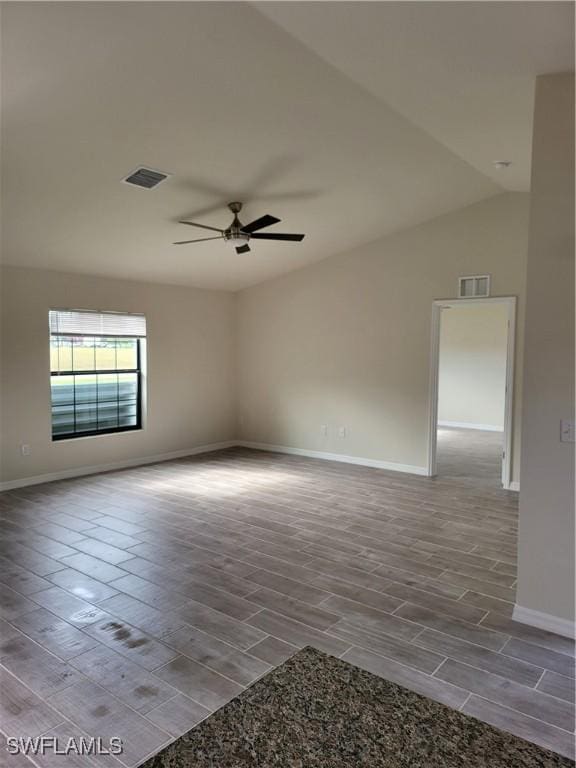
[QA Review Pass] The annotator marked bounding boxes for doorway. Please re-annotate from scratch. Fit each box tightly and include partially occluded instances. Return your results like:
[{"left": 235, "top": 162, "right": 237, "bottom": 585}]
[{"left": 427, "top": 297, "right": 516, "bottom": 489}]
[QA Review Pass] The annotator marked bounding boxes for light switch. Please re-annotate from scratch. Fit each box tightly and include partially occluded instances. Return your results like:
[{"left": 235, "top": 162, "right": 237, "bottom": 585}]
[{"left": 560, "top": 420, "right": 575, "bottom": 443}]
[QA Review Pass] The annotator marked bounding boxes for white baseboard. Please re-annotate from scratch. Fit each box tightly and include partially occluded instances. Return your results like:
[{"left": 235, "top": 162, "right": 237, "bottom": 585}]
[
  {"left": 4, "top": 435, "right": 500, "bottom": 491},
  {"left": 512, "top": 604, "right": 575, "bottom": 639},
  {"left": 237, "top": 441, "right": 428, "bottom": 476},
  {"left": 0, "top": 441, "right": 237, "bottom": 492},
  {"left": 438, "top": 421, "right": 504, "bottom": 432},
  {"left": 508, "top": 480, "right": 520, "bottom": 492}
]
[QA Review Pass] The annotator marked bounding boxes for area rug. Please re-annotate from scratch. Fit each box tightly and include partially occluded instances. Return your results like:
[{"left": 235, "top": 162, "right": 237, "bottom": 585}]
[{"left": 141, "top": 646, "right": 574, "bottom": 767}]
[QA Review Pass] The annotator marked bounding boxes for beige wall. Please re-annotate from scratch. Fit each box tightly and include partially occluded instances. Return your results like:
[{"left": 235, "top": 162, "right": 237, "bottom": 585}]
[
  {"left": 516, "top": 74, "right": 575, "bottom": 625},
  {"left": 0, "top": 266, "right": 236, "bottom": 484},
  {"left": 237, "top": 192, "right": 529, "bottom": 481},
  {"left": 1, "top": 194, "right": 530, "bottom": 490},
  {"left": 438, "top": 303, "right": 508, "bottom": 430}
]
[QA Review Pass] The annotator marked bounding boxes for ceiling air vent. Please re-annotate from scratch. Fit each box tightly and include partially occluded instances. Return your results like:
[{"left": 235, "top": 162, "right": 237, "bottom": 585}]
[{"left": 122, "top": 167, "right": 170, "bottom": 190}]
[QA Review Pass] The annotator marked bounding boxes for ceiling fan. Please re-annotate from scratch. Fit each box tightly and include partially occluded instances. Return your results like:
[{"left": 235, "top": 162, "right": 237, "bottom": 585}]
[{"left": 173, "top": 202, "right": 305, "bottom": 254}]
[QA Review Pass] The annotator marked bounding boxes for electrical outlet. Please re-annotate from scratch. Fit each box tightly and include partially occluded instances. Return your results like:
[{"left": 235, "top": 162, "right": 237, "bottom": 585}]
[
  {"left": 20, "top": 444, "right": 31, "bottom": 456},
  {"left": 338, "top": 426, "right": 346, "bottom": 438},
  {"left": 560, "top": 420, "right": 575, "bottom": 443},
  {"left": 320, "top": 425, "right": 328, "bottom": 437}
]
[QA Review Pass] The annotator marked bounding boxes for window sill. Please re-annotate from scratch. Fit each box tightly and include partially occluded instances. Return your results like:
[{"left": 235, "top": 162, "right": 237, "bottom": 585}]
[{"left": 52, "top": 427, "right": 144, "bottom": 443}]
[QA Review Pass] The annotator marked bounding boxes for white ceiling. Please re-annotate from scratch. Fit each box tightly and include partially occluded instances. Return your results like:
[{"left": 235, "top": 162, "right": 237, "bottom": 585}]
[
  {"left": 256, "top": 1, "right": 575, "bottom": 193},
  {"left": 1, "top": 2, "right": 573, "bottom": 291}
]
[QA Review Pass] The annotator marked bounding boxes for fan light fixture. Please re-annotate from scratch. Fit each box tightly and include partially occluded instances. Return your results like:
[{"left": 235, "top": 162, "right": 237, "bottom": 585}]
[
  {"left": 226, "top": 235, "right": 249, "bottom": 247},
  {"left": 174, "top": 202, "right": 305, "bottom": 254}
]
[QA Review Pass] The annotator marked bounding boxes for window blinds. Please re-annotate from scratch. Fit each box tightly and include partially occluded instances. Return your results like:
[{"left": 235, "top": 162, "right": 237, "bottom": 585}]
[{"left": 49, "top": 310, "right": 146, "bottom": 338}]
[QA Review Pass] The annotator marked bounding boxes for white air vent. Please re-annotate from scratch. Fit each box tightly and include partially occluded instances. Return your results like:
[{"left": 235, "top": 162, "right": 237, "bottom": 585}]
[
  {"left": 458, "top": 274, "right": 491, "bottom": 298},
  {"left": 122, "top": 167, "right": 170, "bottom": 189}
]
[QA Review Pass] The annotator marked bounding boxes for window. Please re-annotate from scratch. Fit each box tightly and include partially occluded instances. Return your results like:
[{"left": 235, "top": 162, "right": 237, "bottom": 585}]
[{"left": 49, "top": 310, "right": 146, "bottom": 441}]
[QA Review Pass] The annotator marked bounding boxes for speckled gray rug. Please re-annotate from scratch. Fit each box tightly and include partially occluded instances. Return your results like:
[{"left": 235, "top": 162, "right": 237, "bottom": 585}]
[{"left": 141, "top": 647, "right": 574, "bottom": 767}]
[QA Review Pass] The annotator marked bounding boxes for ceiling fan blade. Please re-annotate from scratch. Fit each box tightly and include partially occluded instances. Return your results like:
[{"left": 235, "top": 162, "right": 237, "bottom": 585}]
[
  {"left": 236, "top": 244, "right": 251, "bottom": 254},
  {"left": 178, "top": 220, "right": 224, "bottom": 233},
  {"left": 249, "top": 232, "right": 305, "bottom": 242},
  {"left": 173, "top": 236, "right": 223, "bottom": 245},
  {"left": 241, "top": 214, "right": 281, "bottom": 234}
]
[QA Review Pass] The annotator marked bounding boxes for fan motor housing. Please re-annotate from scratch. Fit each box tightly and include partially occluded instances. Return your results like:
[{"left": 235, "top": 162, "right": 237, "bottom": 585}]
[
  {"left": 225, "top": 204, "right": 249, "bottom": 243},
  {"left": 224, "top": 227, "right": 249, "bottom": 244}
]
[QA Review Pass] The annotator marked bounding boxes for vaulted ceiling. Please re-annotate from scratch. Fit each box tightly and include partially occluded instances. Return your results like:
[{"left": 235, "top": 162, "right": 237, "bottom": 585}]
[{"left": 1, "top": 2, "right": 573, "bottom": 290}]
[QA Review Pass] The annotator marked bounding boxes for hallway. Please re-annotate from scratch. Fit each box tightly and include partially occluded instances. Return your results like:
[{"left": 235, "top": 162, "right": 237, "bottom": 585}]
[{"left": 436, "top": 427, "right": 505, "bottom": 490}]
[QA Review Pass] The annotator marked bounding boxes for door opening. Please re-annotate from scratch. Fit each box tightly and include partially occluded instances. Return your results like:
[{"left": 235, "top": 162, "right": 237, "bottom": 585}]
[{"left": 427, "top": 297, "right": 516, "bottom": 489}]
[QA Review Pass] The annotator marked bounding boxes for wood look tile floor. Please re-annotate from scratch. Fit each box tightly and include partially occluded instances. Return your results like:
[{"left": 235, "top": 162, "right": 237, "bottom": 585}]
[{"left": 0, "top": 428, "right": 574, "bottom": 766}]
